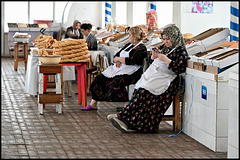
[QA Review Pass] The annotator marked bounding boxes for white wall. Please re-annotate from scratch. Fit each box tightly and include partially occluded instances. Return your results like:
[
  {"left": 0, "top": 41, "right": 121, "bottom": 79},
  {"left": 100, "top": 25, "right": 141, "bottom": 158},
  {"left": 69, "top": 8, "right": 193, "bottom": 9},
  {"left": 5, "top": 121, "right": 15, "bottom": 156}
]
[
  {"left": 173, "top": 1, "right": 231, "bottom": 35},
  {"left": 63, "top": 2, "right": 103, "bottom": 29}
]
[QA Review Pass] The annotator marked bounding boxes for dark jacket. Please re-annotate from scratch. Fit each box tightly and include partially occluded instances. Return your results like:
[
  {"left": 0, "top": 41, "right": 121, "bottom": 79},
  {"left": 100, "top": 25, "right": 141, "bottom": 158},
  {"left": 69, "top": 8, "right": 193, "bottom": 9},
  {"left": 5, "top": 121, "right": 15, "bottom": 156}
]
[{"left": 65, "top": 26, "right": 83, "bottom": 39}]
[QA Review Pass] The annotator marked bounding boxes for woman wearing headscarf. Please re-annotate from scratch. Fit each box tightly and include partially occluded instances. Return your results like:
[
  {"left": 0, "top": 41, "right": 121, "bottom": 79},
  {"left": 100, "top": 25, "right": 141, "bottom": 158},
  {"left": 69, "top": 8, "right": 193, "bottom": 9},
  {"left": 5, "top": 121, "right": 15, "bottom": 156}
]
[
  {"left": 108, "top": 24, "right": 190, "bottom": 133},
  {"left": 65, "top": 20, "right": 83, "bottom": 39},
  {"left": 63, "top": 20, "right": 83, "bottom": 97},
  {"left": 82, "top": 26, "right": 148, "bottom": 111}
]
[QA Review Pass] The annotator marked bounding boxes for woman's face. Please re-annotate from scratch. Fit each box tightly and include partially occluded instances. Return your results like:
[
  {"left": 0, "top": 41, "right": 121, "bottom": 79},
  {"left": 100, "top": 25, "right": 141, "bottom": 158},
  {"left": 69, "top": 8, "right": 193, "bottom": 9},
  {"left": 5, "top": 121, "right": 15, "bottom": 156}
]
[
  {"left": 129, "top": 33, "right": 136, "bottom": 44},
  {"left": 162, "top": 35, "right": 172, "bottom": 48},
  {"left": 75, "top": 23, "right": 81, "bottom": 30}
]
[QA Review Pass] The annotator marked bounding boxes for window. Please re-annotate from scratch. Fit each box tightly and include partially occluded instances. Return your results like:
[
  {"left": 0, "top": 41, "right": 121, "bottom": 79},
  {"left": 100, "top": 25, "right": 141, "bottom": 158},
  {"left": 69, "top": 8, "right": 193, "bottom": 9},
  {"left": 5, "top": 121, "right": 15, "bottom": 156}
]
[
  {"left": 133, "top": 2, "right": 147, "bottom": 26},
  {"left": 115, "top": 1, "right": 127, "bottom": 25},
  {"left": 54, "top": 2, "right": 69, "bottom": 23},
  {"left": 156, "top": 2, "right": 173, "bottom": 28},
  {"left": 4, "top": 1, "right": 28, "bottom": 32},
  {"left": 29, "top": 2, "right": 53, "bottom": 23}
]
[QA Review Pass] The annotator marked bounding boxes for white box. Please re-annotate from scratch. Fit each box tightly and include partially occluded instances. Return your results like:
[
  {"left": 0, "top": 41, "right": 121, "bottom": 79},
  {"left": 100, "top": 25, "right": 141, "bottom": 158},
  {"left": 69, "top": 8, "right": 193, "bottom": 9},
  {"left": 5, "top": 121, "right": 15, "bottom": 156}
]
[
  {"left": 186, "top": 41, "right": 206, "bottom": 55},
  {"left": 201, "top": 29, "right": 230, "bottom": 50},
  {"left": 182, "top": 66, "right": 236, "bottom": 152},
  {"left": 211, "top": 49, "right": 239, "bottom": 68},
  {"left": 185, "top": 28, "right": 230, "bottom": 55},
  {"left": 227, "top": 64, "right": 239, "bottom": 158}
]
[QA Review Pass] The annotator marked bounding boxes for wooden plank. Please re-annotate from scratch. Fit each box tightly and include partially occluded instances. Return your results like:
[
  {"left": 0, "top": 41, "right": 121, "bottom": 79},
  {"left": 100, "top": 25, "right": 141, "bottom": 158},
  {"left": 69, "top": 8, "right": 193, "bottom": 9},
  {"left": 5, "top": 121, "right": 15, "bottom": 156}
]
[
  {"left": 162, "top": 115, "right": 175, "bottom": 121},
  {"left": 39, "top": 65, "right": 62, "bottom": 74},
  {"left": 47, "top": 82, "right": 56, "bottom": 88},
  {"left": 39, "top": 94, "right": 63, "bottom": 103}
]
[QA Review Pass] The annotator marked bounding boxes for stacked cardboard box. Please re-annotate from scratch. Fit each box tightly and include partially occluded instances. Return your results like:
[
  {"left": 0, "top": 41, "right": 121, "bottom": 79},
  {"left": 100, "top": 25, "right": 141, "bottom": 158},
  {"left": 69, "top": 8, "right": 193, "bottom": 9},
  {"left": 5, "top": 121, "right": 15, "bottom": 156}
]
[{"left": 185, "top": 28, "right": 230, "bottom": 55}]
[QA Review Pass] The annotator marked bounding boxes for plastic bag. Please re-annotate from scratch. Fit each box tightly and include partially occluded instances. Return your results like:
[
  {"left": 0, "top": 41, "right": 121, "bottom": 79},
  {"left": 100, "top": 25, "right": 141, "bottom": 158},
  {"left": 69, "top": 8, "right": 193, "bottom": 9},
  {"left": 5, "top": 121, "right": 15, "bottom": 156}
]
[{"left": 146, "top": 9, "right": 158, "bottom": 31}]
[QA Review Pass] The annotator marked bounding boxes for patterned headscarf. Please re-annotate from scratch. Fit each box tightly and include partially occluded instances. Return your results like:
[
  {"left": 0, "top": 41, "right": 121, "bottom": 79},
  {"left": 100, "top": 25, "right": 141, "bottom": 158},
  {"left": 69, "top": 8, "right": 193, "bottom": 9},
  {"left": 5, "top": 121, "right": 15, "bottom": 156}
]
[
  {"left": 161, "top": 24, "right": 186, "bottom": 55},
  {"left": 73, "top": 20, "right": 81, "bottom": 30}
]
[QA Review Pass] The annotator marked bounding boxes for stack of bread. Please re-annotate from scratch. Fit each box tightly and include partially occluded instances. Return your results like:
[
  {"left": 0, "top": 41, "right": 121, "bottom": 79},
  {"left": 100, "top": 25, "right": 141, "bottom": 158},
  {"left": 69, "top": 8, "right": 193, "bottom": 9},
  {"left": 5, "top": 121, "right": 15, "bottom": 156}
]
[
  {"left": 33, "top": 35, "right": 57, "bottom": 49},
  {"left": 38, "top": 48, "right": 54, "bottom": 56},
  {"left": 52, "top": 39, "right": 90, "bottom": 63}
]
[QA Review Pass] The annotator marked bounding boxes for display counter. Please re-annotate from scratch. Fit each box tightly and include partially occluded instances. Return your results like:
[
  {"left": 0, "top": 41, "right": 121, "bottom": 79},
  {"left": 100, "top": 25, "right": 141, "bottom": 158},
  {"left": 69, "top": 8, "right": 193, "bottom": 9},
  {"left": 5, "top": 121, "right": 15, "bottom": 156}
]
[
  {"left": 227, "top": 64, "right": 239, "bottom": 158},
  {"left": 182, "top": 63, "right": 238, "bottom": 152}
]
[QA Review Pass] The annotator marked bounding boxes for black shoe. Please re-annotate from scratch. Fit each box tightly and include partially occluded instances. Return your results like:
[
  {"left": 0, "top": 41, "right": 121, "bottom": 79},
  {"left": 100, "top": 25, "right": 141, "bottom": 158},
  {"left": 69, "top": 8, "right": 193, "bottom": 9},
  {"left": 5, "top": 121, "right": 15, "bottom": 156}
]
[
  {"left": 111, "top": 117, "right": 127, "bottom": 132},
  {"left": 111, "top": 118, "right": 137, "bottom": 133}
]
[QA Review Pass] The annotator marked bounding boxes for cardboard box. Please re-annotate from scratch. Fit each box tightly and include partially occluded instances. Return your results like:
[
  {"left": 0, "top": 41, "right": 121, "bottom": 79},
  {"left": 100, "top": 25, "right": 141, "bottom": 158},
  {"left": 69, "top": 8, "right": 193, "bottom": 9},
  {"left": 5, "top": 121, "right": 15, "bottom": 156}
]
[
  {"left": 185, "top": 28, "right": 230, "bottom": 55},
  {"left": 186, "top": 41, "right": 206, "bottom": 55},
  {"left": 210, "top": 41, "right": 239, "bottom": 49},
  {"left": 211, "top": 49, "right": 239, "bottom": 68}
]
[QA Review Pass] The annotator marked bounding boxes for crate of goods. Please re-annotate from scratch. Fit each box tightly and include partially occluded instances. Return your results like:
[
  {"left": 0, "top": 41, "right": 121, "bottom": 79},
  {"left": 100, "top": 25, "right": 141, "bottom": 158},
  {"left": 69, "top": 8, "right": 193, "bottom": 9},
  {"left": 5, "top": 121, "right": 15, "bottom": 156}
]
[
  {"left": 18, "top": 23, "right": 29, "bottom": 31},
  {"left": 185, "top": 28, "right": 230, "bottom": 55},
  {"left": 109, "top": 33, "right": 129, "bottom": 48}
]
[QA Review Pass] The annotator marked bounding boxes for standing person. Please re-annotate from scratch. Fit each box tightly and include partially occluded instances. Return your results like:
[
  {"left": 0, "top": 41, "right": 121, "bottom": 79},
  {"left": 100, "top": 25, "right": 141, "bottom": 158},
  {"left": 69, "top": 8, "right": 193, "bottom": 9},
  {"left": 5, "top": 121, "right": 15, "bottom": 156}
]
[
  {"left": 81, "top": 26, "right": 148, "bottom": 111},
  {"left": 80, "top": 23, "right": 98, "bottom": 50},
  {"left": 65, "top": 20, "right": 83, "bottom": 39},
  {"left": 108, "top": 24, "right": 190, "bottom": 133},
  {"left": 63, "top": 20, "right": 83, "bottom": 96}
]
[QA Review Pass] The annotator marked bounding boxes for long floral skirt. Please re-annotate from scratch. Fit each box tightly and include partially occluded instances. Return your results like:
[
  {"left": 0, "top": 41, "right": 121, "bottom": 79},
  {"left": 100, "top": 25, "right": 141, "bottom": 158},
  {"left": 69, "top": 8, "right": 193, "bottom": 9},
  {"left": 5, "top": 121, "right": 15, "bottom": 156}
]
[
  {"left": 118, "top": 76, "right": 179, "bottom": 133},
  {"left": 90, "top": 68, "right": 143, "bottom": 102}
]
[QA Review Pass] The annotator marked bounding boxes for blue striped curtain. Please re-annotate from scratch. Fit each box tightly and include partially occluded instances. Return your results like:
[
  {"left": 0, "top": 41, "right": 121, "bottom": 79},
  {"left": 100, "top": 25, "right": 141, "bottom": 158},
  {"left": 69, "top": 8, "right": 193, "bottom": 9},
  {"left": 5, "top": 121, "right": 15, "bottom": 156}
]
[
  {"left": 105, "top": 2, "right": 112, "bottom": 27},
  {"left": 230, "top": 2, "right": 239, "bottom": 41}
]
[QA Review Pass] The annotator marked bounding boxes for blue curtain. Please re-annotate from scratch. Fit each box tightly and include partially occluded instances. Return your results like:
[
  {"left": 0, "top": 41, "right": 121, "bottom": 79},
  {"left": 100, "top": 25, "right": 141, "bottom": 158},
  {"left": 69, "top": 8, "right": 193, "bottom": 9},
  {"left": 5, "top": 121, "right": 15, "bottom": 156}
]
[{"left": 230, "top": 2, "right": 239, "bottom": 41}]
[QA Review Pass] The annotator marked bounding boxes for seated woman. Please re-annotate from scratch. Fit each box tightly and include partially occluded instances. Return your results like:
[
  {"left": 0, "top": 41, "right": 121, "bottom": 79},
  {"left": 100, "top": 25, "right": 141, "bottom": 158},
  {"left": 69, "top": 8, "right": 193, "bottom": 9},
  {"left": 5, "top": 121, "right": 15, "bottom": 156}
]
[
  {"left": 65, "top": 20, "right": 83, "bottom": 39},
  {"left": 81, "top": 26, "right": 148, "bottom": 111},
  {"left": 81, "top": 23, "right": 98, "bottom": 50},
  {"left": 108, "top": 24, "right": 190, "bottom": 133}
]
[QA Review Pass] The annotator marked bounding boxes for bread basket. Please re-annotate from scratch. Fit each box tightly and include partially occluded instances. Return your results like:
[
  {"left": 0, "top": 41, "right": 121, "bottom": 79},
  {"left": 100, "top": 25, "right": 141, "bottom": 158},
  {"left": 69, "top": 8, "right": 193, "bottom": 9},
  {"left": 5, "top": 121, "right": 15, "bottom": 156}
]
[{"left": 38, "top": 56, "right": 62, "bottom": 64}]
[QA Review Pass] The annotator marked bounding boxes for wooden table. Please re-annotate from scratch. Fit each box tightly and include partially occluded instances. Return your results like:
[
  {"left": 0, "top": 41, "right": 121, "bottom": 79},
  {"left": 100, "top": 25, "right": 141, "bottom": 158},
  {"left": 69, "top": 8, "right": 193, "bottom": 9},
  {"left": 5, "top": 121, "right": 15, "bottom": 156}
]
[{"left": 59, "top": 62, "right": 88, "bottom": 109}]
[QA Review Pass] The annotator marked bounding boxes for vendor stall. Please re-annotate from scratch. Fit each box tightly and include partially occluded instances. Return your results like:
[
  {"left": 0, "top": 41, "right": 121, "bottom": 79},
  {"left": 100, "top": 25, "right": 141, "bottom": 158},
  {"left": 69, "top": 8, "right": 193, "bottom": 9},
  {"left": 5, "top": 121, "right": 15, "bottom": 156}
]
[{"left": 182, "top": 42, "right": 239, "bottom": 152}]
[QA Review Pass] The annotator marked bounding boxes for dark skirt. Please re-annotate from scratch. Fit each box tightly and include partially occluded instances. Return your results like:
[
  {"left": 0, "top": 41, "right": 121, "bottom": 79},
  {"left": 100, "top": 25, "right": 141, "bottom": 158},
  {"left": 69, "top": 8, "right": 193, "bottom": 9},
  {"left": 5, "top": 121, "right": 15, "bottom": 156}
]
[
  {"left": 90, "top": 68, "right": 143, "bottom": 102},
  {"left": 118, "top": 76, "right": 179, "bottom": 133}
]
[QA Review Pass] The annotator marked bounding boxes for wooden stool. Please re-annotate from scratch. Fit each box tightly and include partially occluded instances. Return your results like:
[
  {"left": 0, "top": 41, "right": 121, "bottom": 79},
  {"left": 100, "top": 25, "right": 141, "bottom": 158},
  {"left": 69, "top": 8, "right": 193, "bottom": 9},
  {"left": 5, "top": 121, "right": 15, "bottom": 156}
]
[
  {"left": 162, "top": 93, "right": 180, "bottom": 132},
  {"left": 38, "top": 64, "right": 63, "bottom": 114},
  {"left": 14, "top": 42, "right": 28, "bottom": 71}
]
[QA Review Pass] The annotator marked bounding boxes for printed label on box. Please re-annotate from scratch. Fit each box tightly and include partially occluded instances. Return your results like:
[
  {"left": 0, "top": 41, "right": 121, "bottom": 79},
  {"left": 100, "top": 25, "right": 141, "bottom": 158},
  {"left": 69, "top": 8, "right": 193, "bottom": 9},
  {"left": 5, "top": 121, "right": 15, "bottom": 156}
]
[{"left": 201, "top": 85, "right": 207, "bottom": 100}]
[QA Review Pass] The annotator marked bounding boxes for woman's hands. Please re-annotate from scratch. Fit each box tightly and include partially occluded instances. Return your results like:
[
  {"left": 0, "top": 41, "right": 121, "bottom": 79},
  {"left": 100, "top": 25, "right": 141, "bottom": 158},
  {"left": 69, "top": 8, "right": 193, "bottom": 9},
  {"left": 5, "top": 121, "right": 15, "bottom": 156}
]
[
  {"left": 151, "top": 48, "right": 172, "bottom": 66},
  {"left": 115, "top": 61, "right": 122, "bottom": 68},
  {"left": 113, "top": 57, "right": 125, "bottom": 68}
]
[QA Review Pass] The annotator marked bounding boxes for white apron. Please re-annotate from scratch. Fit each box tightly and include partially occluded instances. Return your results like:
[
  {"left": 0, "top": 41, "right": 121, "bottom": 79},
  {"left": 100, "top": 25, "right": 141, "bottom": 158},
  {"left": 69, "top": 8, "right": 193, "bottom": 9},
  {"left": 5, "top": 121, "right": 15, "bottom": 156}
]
[
  {"left": 102, "top": 41, "right": 142, "bottom": 78},
  {"left": 134, "top": 48, "right": 177, "bottom": 95}
]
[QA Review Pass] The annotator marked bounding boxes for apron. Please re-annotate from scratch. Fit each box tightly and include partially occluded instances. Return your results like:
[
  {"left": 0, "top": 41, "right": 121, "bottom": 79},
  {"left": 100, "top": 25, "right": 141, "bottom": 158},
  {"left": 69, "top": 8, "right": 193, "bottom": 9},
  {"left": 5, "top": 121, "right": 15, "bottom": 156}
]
[
  {"left": 63, "top": 66, "right": 76, "bottom": 81},
  {"left": 134, "top": 48, "right": 177, "bottom": 95},
  {"left": 102, "top": 41, "right": 142, "bottom": 78}
]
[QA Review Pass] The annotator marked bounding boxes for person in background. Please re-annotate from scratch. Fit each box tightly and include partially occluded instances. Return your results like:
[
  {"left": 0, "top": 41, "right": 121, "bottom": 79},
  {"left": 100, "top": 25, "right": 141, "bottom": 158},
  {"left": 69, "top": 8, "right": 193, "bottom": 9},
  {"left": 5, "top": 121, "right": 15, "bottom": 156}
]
[
  {"left": 63, "top": 20, "right": 83, "bottom": 97},
  {"left": 80, "top": 23, "right": 98, "bottom": 50},
  {"left": 108, "top": 24, "right": 190, "bottom": 133},
  {"left": 65, "top": 20, "right": 83, "bottom": 39},
  {"left": 82, "top": 26, "right": 147, "bottom": 111}
]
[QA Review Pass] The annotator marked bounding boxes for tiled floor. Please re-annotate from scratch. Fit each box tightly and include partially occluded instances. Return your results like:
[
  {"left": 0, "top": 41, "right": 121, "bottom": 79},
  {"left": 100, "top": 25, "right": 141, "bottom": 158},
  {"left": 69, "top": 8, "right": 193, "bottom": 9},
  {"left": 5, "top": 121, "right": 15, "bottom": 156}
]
[{"left": 1, "top": 57, "right": 227, "bottom": 159}]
